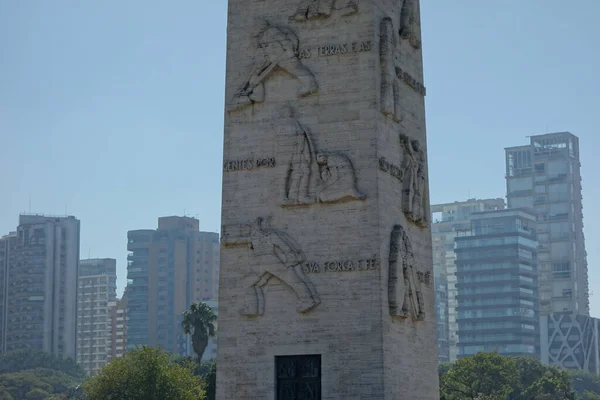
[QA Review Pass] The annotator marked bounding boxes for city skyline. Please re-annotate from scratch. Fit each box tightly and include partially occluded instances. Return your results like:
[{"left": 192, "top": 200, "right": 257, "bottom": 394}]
[{"left": 1, "top": 1, "right": 599, "bottom": 315}]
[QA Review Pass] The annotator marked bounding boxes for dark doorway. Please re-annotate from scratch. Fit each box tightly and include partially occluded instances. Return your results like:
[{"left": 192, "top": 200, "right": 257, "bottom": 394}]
[{"left": 276, "top": 354, "right": 321, "bottom": 400}]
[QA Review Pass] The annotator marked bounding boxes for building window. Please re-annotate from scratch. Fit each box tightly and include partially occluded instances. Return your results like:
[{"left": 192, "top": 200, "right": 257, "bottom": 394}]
[{"left": 276, "top": 355, "right": 321, "bottom": 400}]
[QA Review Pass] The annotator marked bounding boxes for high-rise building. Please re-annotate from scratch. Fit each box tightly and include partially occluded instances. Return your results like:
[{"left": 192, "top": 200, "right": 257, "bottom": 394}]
[
  {"left": 76, "top": 258, "right": 117, "bottom": 375},
  {"left": 433, "top": 266, "right": 449, "bottom": 363},
  {"left": 540, "top": 313, "right": 599, "bottom": 376},
  {"left": 455, "top": 208, "right": 539, "bottom": 359},
  {"left": 126, "top": 217, "right": 219, "bottom": 355},
  {"left": 1, "top": 215, "right": 80, "bottom": 359},
  {"left": 431, "top": 198, "right": 505, "bottom": 362},
  {"left": 505, "top": 132, "right": 588, "bottom": 315},
  {"left": 0, "top": 232, "right": 17, "bottom": 354},
  {"left": 108, "top": 292, "right": 127, "bottom": 362}
]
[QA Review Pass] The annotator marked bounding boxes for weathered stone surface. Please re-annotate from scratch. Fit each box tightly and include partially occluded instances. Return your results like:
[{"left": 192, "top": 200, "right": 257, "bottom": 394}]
[{"left": 218, "top": 0, "right": 438, "bottom": 398}]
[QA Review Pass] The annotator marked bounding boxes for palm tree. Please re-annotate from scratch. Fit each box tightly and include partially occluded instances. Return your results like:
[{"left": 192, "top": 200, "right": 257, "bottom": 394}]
[{"left": 181, "top": 302, "right": 217, "bottom": 366}]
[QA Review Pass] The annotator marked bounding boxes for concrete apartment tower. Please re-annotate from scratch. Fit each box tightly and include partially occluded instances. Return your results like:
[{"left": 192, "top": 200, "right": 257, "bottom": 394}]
[
  {"left": 0, "top": 215, "right": 80, "bottom": 359},
  {"left": 431, "top": 198, "right": 505, "bottom": 362},
  {"left": 0, "top": 232, "right": 17, "bottom": 354},
  {"left": 107, "top": 292, "right": 128, "bottom": 362},
  {"left": 505, "top": 132, "right": 588, "bottom": 316},
  {"left": 77, "top": 258, "right": 117, "bottom": 375},
  {"left": 126, "top": 217, "right": 220, "bottom": 355},
  {"left": 218, "top": 1, "right": 438, "bottom": 398},
  {"left": 455, "top": 209, "right": 539, "bottom": 359}
]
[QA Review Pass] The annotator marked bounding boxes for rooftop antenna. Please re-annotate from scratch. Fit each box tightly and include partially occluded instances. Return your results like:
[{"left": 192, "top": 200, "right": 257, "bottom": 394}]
[{"left": 28, "top": 195, "right": 31, "bottom": 213}]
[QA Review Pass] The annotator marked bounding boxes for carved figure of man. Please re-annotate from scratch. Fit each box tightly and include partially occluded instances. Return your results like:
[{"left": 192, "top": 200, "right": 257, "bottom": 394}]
[
  {"left": 282, "top": 118, "right": 317, "bottom": 206},
  {"left": 316, "top": 153, "right": 366, "bottom": 203},
  {"left": 240, "top": 218, "right": 320, "bottom": 316},
  {"left": 400, "top": 134, "right": 427, "bottom": 227},
  {"left": 292, "top": 0, "right": 358, "bottom": 22},
  {"left": 379, "top": 17, "right": 401, "bottom": 121},
  {"left": 228, "top": 22, "right": 318, "bottom": 111},
  {"left": 388, "top": 225, "right": 424, "bottom": 320},
  {"left": 399, "top": 0, "right": 415, "bottom": 39}
]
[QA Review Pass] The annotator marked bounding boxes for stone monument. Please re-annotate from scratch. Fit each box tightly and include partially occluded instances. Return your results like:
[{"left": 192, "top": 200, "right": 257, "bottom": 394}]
[{"left": 217, "top": 0, "right": 438, "bottom": 398}]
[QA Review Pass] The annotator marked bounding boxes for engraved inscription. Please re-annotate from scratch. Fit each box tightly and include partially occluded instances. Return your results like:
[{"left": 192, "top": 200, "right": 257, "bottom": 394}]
[
  {"left": 302, "top": 258, "right": 379, "bottom": 273},
  {"left": 221, "top": 217, "right": 320, "bottom": 316},
  {"left": 298, "top": 41, "right": 372, "bottom": 59},
  {"left": 378, "top": 157, "right": 403, "bottom": 181},
  {"left": 228, "top": 22, "right": 318, "bottom": 111},
  {"left": 223, "top": 157, "right": 276, "bottom": 172},
  {"left": 395, "top": 67, "right": 426, "bottom": 96}
]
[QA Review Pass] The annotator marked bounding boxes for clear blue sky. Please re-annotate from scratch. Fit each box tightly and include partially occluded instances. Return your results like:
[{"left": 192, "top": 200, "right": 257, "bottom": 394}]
[{"left": 1, "top": 1, "right": 598, "bottom": 315}]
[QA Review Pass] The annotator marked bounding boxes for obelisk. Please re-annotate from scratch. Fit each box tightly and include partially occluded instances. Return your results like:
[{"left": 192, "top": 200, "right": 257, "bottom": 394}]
[{"left": 217, "top": 0, "right": 438, "bottom": 398}]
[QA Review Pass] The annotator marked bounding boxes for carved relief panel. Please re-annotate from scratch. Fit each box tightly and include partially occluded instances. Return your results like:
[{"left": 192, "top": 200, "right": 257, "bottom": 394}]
[
  {"left": 278, "top": 112, "right": 366, "bottom": 207},
  {"left": 222, "top": 217, "right": 320, "bottom": 317},
  {"left": 379, "top": 4, "right": 425, "bottom": 122},
  {"left": 379, "top": 134, "right": 428, "bottom": 227},
  {"left": 228, "top": 21, "right": 318, "bottom": 112},
  {"left": 388, "top": 224, "right": 429, "bottom": 321}
]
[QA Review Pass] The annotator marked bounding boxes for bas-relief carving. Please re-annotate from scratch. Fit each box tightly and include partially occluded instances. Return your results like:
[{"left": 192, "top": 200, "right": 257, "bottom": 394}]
[
  {"left": 228, "top": 22, "right": 318, "bottom": 112},
  {"left": 388, "top": 224, "right": 425, "bottom": 321},
  {"left": 281, "top": 116, "right": 366, "bottom": 206},
  {"left": 399, "top": 134, "right": 428, "bottom": 227},
  {"left": 291, "top": 0, "right": 358, "bottom": 22},
  {"left": 379, "top": 135, "right": 428, "bottom": 227},
  {"left": 379, "top": 16, "right": 426, "bottom": 122},
  {"left": 399, "top": 0, "right": 421, "bottom": 50},
  {"left": 222, "top": 217, "right": 320, "bottom": 316},
  {"left": 380, "top": 17, "right": 402, "bottom": 122}
]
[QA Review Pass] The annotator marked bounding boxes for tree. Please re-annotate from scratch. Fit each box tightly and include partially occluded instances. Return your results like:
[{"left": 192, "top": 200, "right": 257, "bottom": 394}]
[
  {"left": 0, "top": 368, "right": 79, "bottom": 400},
  {"left": 570, "top": 370, "right": 600, "bottom": 399},
  {"left": 199, "top": 361, "right": 216, "bottom": 400},
  {"left": 182, "top": 302, "right": 217, "bottom": 365},
  {"left": 83, "top": 346, "right": 204, "bottom": 400},
  {"left": 441, "top": 352, "right": 519, "bottom": 400},
  {"left": 582, "top": 391, "right": 600, "bottom": 400},
  {"left": 0, "top": 350, "right": 85, "bottom": 379},
  {"left": 0, "top": 386, "right": 15, "bottom": 400},
  {"left": 440, "top": 353, "right": 575, "bottom": 400},
  {"left": 518, "top": 367, "right": 574, "bottom": 400}
]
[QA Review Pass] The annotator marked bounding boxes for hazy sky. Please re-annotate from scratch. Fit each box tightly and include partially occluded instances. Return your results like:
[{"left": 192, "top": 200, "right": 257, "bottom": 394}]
[{"left": 1, "top": 1, "right": 598, "bottom": 314}]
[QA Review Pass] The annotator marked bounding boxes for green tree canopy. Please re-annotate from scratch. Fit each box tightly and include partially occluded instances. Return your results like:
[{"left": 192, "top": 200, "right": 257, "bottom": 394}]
[
  {"left": 182, "top": 302, "right": 217, "bottom": 365},
  {"left": 441, "top": 352, "right": 519, "bottom": 400},
  {"left": 200, "top": 360, "right": 216, "bottom": 400},
  {"left": 570, "top": 370, "right": 600, "bottom": 399},
  {"left": 0, "top": 350, "right": 85, "bottom": 379},
  {"left": 440, "top": 352, "right": 575, "bottom": 400},
  {"left": 83, "top": 346, "right": 205, "bottom": 400},
  {"left": 0, "top": 368, "right": 79, "bottom": 400}
]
